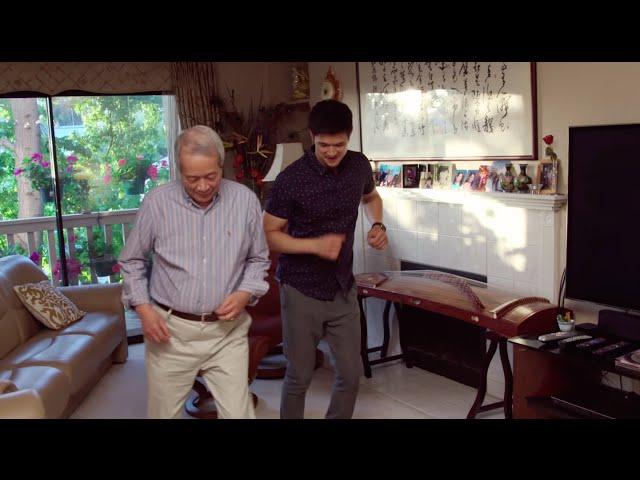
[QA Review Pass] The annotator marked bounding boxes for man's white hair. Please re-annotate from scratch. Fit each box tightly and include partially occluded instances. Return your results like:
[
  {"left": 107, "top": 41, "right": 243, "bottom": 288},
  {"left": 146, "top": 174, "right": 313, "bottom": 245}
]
[{"left": 175, "top": 125, "right": 226, "bottom": 168}]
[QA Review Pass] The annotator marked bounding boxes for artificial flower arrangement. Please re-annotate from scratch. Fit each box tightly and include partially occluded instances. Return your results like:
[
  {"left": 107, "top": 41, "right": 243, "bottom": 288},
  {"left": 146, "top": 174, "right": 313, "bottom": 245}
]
[
  {"left": 543, "top": 134, "right": 558, "bottom": 160},
  {"left": 214, "top": 88, "right": 298, "bottom": 194}
]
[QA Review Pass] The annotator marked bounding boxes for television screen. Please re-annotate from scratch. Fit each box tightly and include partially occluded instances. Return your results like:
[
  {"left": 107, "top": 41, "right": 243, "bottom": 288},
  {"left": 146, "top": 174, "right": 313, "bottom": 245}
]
[{"left": 566, "top": 124, "right": 640, "bottom": 311}]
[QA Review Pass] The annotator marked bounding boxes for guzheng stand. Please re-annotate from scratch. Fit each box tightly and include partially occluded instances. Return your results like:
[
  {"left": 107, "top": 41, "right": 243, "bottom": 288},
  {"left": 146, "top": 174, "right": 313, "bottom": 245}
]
[{"left": 356, "top": 271, "right": 560, "bottom": 419}]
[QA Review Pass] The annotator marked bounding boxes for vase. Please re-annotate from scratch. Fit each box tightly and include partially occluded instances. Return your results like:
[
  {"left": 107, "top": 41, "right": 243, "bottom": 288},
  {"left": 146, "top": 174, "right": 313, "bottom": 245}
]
[
  {"left": 516, "top": 164, "right": 532, "bottom": 193},
  {"left": 125, "top": 177, "right": 146, "bottom": 195},
  {"left": 500, "top": 163, "right": 515, "bottom": 192}
]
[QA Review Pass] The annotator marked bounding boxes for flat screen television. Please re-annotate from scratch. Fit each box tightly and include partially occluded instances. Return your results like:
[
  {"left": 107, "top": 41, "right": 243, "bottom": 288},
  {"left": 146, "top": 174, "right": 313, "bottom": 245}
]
[{"left": 566, "top": 123, "right": 640, "bottom": 311}]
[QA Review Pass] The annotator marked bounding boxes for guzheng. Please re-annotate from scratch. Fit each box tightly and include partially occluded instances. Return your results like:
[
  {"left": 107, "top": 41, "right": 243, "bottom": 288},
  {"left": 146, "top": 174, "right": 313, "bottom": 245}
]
[{"left": 355, "top": 270, "right": 559, "bottom": 338}]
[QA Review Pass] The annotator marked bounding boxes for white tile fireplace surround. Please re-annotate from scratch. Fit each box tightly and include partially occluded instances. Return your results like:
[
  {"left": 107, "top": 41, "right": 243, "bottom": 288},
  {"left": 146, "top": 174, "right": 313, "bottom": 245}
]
[
  {"left": 355, "top": 187, "right": 567, "bottom": 399},
  {"left": 362, "top": 187, "right": 567, "bottom": 302}
]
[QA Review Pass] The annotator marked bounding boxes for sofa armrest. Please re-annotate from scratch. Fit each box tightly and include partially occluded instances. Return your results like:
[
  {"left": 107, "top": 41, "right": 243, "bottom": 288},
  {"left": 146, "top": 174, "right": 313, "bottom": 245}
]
[
  {"left": 59, "top": 283, "right": 124, "bottom": 315},
  {"left": 0, "top": 381, "right": 46, "bottom": 419}
]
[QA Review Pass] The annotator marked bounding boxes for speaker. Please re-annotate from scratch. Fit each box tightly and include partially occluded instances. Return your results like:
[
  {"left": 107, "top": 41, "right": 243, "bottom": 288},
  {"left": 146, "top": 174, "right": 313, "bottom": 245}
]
[{"left": 598, "top": 309, "right": 640, "bottom": 342}]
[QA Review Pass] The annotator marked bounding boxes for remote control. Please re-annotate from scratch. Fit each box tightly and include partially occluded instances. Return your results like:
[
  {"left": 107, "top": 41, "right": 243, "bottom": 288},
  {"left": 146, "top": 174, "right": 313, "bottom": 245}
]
[
  {"left": 538, "top": 331, "right": 579, "bottom": 342},
  {"left": 575, "top": 337, "right": 608, "bottom": 351},
  {"left": 592, "top": 341, "right": 631, "bottom": 356},
  {"left": 558, "top": 335, "right": 593, "bottom": 347}
]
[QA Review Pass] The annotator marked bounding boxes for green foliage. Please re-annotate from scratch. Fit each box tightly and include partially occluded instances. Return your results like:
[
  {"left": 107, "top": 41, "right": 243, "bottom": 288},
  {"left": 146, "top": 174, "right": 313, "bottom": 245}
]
[{"left": 0, "top": 95, "right": 170, "bottom": 283}]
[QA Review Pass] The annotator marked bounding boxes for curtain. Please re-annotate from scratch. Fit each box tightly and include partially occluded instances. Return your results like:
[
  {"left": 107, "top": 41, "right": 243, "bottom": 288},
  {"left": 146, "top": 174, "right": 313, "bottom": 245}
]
[
  {"left": 162, "top": 95, "right": 181, "bottom": 179},
  {"left": 171, "top": 62, "right": 220, "bottom": 130},
  {"left": 0, "top": 63, "right": 172, "bottom": 95}
]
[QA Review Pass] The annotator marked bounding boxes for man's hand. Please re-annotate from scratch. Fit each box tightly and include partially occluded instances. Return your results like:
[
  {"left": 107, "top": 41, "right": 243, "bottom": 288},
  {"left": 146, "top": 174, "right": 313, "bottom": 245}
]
[
  {"left": 367, "top": 225, "right": 388, "bottom": 250},
  {"left": 215, "top": 291, "right": 252, "bottom": 321},
  {"left": 315, "top": 233, "right": 346, "bottom": 261},
  {"left": 136, "top": 304, "right": 170, "bottom": 343}
]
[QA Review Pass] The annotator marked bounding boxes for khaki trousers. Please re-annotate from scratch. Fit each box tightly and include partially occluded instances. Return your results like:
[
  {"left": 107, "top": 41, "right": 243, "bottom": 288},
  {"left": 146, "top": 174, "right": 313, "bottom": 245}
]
[{"left": 145, "top": 305, "right": 255, "bottom": 419}]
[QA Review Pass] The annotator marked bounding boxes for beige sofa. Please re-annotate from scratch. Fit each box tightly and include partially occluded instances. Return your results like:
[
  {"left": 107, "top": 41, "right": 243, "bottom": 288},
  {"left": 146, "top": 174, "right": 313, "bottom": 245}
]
[{"left": 0, "top": 255, "right": 128, "bottom": 418}]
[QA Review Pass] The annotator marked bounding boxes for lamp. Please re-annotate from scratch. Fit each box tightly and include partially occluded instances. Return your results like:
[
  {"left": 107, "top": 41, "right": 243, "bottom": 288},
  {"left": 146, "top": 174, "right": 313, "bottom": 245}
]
[{"left": 263, "top": 143, "right": 304, "bottom": 182}]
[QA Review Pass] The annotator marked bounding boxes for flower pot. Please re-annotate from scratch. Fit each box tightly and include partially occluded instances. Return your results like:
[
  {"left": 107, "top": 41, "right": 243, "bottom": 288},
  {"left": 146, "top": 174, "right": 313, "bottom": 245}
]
[
  {"left": 557, "top": 318, "right": 575, "bottom": 332},
  {"left": 91, "top": 255, "right": 117, "bottom": 277},
  {"left": 40, "top": 186, "right": 55, "bottom": 203},
  {"left": 125, "top": 177, "right": 146, "bottom": 195}
]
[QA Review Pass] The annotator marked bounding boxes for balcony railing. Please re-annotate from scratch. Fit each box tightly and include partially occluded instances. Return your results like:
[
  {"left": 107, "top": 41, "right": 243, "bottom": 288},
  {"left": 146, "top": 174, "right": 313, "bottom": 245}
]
[{"left": 0, "top": 209, "right": 138, "bottom": 285}]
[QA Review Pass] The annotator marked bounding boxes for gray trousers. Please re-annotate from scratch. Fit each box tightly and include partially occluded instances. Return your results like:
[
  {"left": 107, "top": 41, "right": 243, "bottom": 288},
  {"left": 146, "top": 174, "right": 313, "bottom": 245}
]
[{"left": 280, "top": 284, "right": 362, "bottom": 419}]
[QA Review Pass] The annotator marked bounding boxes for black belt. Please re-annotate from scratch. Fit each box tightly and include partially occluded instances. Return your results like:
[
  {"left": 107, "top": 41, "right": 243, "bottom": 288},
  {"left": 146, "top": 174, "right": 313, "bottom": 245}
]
[{"left": 153, "top": 300, "right": 219, "bottom": 322}]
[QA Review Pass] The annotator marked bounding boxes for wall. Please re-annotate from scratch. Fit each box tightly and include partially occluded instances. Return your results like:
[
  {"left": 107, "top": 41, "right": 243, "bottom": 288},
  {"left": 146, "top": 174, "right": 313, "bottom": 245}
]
[
  {"left": 306, "top": 61, "right": 640, "bottom": 399},
  {"left": 308, "top": 61, "right": 640, "bottom": 323},
  {"left": 215, "top": 62, "right": 308, "bottom": 180},
  {"left": 537, "top": 62, "right": 640, "bottom": 323}
]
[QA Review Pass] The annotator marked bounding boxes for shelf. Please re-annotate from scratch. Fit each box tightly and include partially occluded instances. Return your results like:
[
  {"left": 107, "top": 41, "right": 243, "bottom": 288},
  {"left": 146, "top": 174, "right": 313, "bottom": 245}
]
[
  {"left": 376, "top": 186, "right": 567, "bottom": 212},
  {"left": 527, "top": 385, "right": 640, "bottom": 419}
]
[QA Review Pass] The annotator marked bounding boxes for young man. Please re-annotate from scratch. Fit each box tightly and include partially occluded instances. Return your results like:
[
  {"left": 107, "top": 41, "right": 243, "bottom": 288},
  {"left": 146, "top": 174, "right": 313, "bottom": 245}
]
[
  {"left": 119, "top": 125, "right": 270, "bottom": 419},
  {"left": 264, "top": 100, "right": 388, "bottom": 419}
]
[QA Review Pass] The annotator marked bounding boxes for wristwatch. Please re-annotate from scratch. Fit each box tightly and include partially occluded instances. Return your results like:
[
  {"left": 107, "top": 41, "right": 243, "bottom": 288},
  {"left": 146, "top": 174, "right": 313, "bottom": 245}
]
[{"left": 371, "top": 222, "right": 386, "bottom": 232}]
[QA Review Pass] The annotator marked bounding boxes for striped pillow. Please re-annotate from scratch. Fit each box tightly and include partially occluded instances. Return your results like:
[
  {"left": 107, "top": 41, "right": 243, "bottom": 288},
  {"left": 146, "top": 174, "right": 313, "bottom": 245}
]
[{"left": 13, "top": 281, "right": 86, "bottom": 329}]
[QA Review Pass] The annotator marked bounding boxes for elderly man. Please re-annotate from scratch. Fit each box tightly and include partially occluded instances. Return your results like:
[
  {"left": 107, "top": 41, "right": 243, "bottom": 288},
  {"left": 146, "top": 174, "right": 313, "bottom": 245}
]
[{"left": 119, "top": 125, "right": 270, "bottom": 419}]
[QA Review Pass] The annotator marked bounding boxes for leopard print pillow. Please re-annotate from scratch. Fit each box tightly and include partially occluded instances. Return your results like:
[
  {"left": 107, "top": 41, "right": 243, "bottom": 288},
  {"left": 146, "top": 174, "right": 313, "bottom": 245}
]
[{"left": 13, "top": 281, "right": 86, "bottom": 329}]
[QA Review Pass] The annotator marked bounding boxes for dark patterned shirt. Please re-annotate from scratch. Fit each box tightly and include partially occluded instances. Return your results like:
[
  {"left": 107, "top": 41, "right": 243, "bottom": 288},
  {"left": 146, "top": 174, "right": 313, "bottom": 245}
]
[{"left": 265, "top": 149, "right": 374, "bottom": 301}]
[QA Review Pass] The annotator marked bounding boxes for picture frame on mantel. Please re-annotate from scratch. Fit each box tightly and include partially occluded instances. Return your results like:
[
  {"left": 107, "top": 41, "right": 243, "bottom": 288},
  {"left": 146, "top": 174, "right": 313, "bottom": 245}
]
[
  {"left": 356, "top": 62, "right": 538, "bottom": 162},
  {"left": 536, "top": 159, "right": 558, "bottom": 194}
]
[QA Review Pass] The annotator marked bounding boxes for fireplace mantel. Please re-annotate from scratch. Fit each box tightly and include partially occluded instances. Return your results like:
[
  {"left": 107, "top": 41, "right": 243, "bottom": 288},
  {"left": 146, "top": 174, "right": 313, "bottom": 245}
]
[{"left": 376, "top": 187, "right": 567, "bottom": 212}]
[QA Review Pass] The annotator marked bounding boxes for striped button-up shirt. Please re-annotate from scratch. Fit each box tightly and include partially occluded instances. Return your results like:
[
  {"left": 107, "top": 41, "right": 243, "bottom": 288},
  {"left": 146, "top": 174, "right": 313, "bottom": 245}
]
[{"left": 119, "top": 179, "right": 270, "bottom": 314}]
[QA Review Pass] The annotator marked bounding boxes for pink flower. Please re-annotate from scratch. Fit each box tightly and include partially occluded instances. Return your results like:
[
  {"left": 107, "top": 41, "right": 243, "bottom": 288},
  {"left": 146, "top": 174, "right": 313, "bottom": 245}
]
[
  {"left": 31, "top": 152, "right": 43, "bottom": 161},
  {"left": 67, "top": 155, "right": 78, "bottom": 164},
  {"left": 147, "top": 165, "right": 158, "bottom": 180},
  {"left": 118, "top": 158, "right": 126, "bottom": 167},
  {"left": 41, "top": 161, "right": 50, "bottom": 168},
  {"left": 52, "top": 258, "right": 82, "bottom": 281},
  {"left": 66, "top": 165, "right": 73, "bottom": 173},
  {"left": 160, "top": 159, "right": 169, "bottom": 169},
  {"left": 13, "top": 168, "right": 24, "bottom": 176},
  {"left": 111, "top": 263, "right": 121, "bottom": 274},
  {"left": 103, "top": 174, "right": 112, "bottom": 185},
  {"left": 29, "top": 251, "right": 41, "bottom": 265}
]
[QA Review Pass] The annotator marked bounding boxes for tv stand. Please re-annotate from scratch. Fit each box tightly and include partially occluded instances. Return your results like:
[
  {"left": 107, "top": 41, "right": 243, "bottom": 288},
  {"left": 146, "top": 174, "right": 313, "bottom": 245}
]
[{"left": 510, "top": 335, "right": 640, "bottom": 419}]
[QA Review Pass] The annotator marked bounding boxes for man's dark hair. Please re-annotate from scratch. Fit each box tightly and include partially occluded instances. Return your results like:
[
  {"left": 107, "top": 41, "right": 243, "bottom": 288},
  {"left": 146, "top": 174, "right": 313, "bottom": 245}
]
[{"left": 308, "top": 100, "right": 353, "bottom": 136}]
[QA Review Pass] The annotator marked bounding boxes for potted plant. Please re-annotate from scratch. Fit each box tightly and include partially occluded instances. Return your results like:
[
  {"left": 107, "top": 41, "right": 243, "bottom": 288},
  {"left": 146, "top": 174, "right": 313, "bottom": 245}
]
[
  {"left": 88, "top": 236, "right": 118, "bottom": 277},
  {"left": 15, "top": 152, "right": 54, "bottom": 201},
  {"left": 115, "top": 155, "right": 157, "bottom": 194}
]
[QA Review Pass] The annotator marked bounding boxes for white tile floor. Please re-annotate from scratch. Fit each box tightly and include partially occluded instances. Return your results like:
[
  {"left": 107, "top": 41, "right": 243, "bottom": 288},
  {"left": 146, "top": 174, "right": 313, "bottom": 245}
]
[{"left": 71, "top": 343, "right": 505, "bottom": 419}]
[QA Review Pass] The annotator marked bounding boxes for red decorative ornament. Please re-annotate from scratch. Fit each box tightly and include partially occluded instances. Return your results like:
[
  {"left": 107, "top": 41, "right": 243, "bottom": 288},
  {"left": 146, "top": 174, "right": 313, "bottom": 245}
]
[{"left": 543, "top": 135, "right": 554, "bottom": 145}]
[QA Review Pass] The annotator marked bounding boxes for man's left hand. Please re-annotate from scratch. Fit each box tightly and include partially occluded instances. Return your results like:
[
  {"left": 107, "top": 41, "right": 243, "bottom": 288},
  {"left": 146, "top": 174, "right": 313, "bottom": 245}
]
[
  {"left": 367, "top": 225, "right": 388, "bottom": 250},
  {"left": 215, "top": 291, "right": 252, "bottom": 321}
]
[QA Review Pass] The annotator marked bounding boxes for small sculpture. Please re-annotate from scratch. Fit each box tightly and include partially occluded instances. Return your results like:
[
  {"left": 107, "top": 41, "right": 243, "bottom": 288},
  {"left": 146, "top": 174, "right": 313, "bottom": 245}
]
[
  {"left": 321, "top": 66, "right": 343, "bottom": 101},
  {"left": 291, "top": 66, "right": 309, "bottom": 101}
]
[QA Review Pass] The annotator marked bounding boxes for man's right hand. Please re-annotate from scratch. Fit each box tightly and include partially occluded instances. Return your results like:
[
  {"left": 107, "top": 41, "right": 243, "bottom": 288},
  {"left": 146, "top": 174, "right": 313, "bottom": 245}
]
[
  {"left": 135, "top": 304, "right": 170, "bottom": 343},
  {"left": 315, "top": 233, "right": 346, "bottom": 261}
]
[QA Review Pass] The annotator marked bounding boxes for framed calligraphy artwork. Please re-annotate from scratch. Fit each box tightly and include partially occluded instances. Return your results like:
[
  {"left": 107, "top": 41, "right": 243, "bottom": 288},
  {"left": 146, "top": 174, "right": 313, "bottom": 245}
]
[{"left": 357, "top": 62, "right": 537, "bottom": 161}]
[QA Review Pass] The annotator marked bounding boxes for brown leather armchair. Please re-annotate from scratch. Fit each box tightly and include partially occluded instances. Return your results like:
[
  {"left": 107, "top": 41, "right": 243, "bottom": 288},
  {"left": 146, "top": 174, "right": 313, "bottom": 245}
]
[{"left": 246, "top": 252, "right": 323, "bottom": 379}]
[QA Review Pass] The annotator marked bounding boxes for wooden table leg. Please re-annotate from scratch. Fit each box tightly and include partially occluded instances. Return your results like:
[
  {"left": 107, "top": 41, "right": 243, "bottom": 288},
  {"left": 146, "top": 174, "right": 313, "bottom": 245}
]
[
  {"left": 381, "top": 300, "right": 392, "bottom": 358},
  {"left": 467, "top": 337, "right": 498, "bottom": 419},
  {"left": 358, "top": 295, "right": 372, "bottom": 378},
  {"left": 499, "top": 338, "right": 513, "bottom": 419}
]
